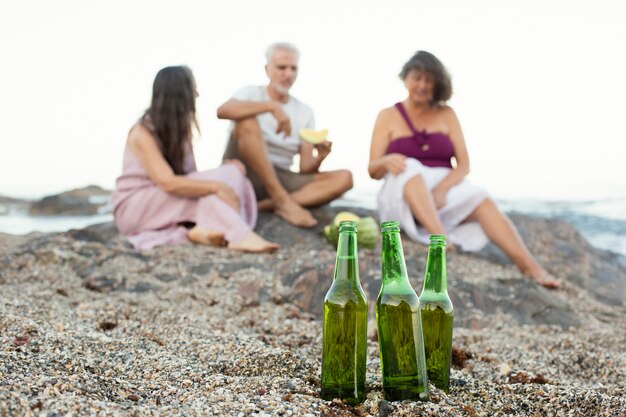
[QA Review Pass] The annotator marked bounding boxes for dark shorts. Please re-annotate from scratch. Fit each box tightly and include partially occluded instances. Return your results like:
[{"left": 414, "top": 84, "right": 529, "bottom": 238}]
[{"left": 223, "top": 134, "right": 315, "bottom": 200}]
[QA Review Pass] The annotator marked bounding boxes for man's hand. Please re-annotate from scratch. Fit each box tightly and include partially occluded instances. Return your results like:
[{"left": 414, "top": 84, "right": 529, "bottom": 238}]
[
  {"left": 271, "top": 104, "right": 291, "bottom": 137},
  {"left": 383, "top": 153, "right": 407, "bottom": 176},
  {"left": 314, "top": 140, "right": 332, "bottom": 161}
]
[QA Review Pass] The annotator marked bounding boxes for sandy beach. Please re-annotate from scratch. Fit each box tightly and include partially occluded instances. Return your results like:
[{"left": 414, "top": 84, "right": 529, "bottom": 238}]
[{"left": 1, "top": 204, "right": 625, "bottom": 416}]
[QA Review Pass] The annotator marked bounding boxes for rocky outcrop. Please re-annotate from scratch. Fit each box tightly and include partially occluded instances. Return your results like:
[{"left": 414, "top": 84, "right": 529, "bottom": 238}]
[
  {"left": 27, "top": 185, "right": 112, "bottom": 216},
  {"left": 1, "top": 207, "right": 625, "bottom": 416},
  {"left": 0, "top": 195, "right": 29, "bottom": 215},
  {"left": 2, "top": 206, "right": 624, "bottom": 329}
]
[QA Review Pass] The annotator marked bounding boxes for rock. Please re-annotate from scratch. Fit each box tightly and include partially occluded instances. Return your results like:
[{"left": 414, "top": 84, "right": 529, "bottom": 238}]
[
  {"left": 239, "top": 282, "right": 261, "bottom": 307},
  {"left": 85, "top": 275, "right": 126, "bottom": 293},
  {"left": 286, "top": 268, "right": 321, "bottom": 311},
  {"left": 0, "top": 195, "right": 29, "bottom": 215},
  {"left": 378, "top": 399, "right": 392, "bottom": 417},
  {"left": 452, "top": 345, "right": 473, "bottom": 369},
  {"left": 499, "top": 363, "right": 512, "bottom": 375},
  {"left": 127, "top": 394, "right": 140, "bottom": 402},
  {"left": 97, "top": 321, "right": 118, "bottom": 331},
  {"left": 28, "top": 185, "right": 111, "bottom": 216},
  {"left": 2, "top": 206, "right": 625, "bottom": 331}
]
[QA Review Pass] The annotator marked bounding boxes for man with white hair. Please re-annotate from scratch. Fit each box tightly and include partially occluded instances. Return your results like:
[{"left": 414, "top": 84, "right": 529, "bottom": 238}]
[{"left": 218, "top": 42, "right": 353, "bottom": 228}]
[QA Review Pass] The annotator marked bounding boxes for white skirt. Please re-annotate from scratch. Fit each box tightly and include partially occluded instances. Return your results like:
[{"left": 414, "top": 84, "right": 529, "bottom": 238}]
[{"left": 377, "top": 158, "right": 489, "bottom": 252}]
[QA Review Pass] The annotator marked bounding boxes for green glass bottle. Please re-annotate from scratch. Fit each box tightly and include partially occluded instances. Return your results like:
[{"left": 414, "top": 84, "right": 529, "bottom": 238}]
[
  {"left": 321, "top": 220, "right": 368, "bottom": 405},
  {"left": 376, "top": 221, "right": 429, "bottom": 402},
  {"left": 419, "top": 234, "right": 454, "bottom": 392}
]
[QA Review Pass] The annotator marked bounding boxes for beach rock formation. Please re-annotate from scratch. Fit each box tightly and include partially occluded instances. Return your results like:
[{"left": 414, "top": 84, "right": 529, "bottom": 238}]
[
  {"left": 28, "top": 185, "right": 112, "bottom": 216},
  {"left": 1, "top": 207, "right": 625, "bottom": 416},
  {"left": 0, "top": 195, "right": 30, "bottom": 216}
]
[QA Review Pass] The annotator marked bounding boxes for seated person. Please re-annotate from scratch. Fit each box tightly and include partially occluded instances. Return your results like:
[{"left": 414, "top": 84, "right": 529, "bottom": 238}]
[
  {"left": 368, "top": 51, "right": 560, "bottom": 288},
  {"left": 217, "top": 42, "right": 353, "bottom": 228},
  {"left": 112, "top": 66, "right": 279, "bottom": 253}
]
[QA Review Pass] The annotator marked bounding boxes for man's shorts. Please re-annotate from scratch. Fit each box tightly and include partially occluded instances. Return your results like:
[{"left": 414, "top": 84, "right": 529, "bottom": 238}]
[{"left": 223, "top": 135, "right": 315, "bottom": 201}]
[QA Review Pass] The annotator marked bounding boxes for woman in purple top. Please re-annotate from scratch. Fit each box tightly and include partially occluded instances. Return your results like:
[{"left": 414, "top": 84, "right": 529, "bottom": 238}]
[
  {"left": 368, "top": 51, "right": 559, "bottom": 288},
  {"left": 112, "top": 66, "right": 279, "bottom": 253}
]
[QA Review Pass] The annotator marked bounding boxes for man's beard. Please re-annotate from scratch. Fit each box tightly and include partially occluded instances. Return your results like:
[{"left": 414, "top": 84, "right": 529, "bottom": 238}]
[{"left": 272, "top": 82, "right": 291, "bottom": 96}]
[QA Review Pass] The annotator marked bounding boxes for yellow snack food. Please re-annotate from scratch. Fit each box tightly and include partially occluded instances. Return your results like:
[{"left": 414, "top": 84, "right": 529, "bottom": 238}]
[
  {"left": 298, "top": 129, "right": 329, "bottom": 145},
  {"left": 333, "top": 211, "right": 361, "bottom": 226}
]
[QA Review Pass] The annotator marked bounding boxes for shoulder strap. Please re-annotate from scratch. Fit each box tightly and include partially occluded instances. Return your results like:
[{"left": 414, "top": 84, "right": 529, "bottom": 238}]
[{"left": 394, "top": 102, "right": 418, "bottom": 134}]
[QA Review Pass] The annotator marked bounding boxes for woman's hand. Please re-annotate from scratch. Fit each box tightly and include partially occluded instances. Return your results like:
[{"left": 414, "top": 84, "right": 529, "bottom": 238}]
[
  {"left": 432, "top": 184, "right": 448, "bottom": 209},
  {"left": 224, "top": 159, "right": 246, "bottom": 176},
  {"left": 383, "top": 153, "right": 407, "bottom": 176},
  {"left": 214, "top": 183, "right": 240, "bottom": 212}
]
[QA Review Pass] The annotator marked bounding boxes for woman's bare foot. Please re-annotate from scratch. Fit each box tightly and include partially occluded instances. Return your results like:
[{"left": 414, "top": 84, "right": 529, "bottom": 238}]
[
  {"left": 187, "top": 228, "right": 226, "bottom": 246},
  {"left": 228, "top": 231, "right": 280, "bottom": 253},
  {"left": 524, "top": 267, "right": 561, "bottom": 289},
  {"left": 274, "top": 198, "right": 317, "bottom": 228}
]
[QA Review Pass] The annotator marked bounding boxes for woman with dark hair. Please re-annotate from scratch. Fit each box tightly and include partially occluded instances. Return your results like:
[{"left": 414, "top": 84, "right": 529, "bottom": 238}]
[
  {"left": 112, "top": 66, "right": 279, "bottom": 252},
  {"left": 368, "top": 51, "right": 559, "bottom": 288}
]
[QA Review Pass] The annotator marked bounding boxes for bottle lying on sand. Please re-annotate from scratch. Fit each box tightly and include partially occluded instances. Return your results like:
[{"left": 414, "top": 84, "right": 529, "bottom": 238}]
[
  {"left": 320, "top": 221, "right": 368, "bottom": 405},
  {"left": 419, "top": 234, "right": 454, "bottom": 392},
  {"left": 376, "top": 221, "right": 429, "bottom": 402}
]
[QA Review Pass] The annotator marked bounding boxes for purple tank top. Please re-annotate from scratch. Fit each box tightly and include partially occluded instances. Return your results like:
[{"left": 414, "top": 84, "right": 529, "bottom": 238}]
[{"left": 386, "top": 102, "right": 454, "bottom": 168}]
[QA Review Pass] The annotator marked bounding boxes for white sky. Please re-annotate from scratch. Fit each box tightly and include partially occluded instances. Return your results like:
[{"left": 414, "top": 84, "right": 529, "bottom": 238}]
[{"left": 1, "top": 0, "right": 625, "bottom": 201}]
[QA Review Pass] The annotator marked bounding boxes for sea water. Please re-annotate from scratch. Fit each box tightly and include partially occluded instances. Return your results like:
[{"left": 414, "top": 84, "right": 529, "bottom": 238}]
[{"left": 333, "top": 191, "right": 626, "bottom": 257}]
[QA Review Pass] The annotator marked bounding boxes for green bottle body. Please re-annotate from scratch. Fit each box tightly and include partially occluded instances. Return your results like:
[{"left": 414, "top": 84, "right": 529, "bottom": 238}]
[
  {"left": 321, "top": 221, "right": 368, "bottom": 405},
  {"left": 419, "top": 235, "right": 454, "bottom": 392},
  {"left": 376, "top": 222, "right": 429, "bottom": 402}
]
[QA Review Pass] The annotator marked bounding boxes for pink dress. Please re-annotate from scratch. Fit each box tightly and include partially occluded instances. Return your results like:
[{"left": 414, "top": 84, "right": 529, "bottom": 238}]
[{"left": 111, "top": 140, "right": 257, "bottom": 250}]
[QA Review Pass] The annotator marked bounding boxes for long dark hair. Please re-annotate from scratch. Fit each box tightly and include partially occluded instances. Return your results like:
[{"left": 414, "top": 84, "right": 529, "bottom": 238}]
[
  {"left": 399, "top": 51, "right": 452, "bottom": 105},
  {"left": 142, "top": 66, "right": 198, "bottom": 175}
]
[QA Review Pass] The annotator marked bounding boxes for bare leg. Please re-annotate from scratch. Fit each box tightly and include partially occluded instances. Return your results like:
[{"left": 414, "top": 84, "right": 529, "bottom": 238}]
[
  {"left": 466, "top": 199, "right": 560, "bottom": 289},
  {"left": 227, "top": 231, "right": 280, "bottom": 253},
  {"left": 232, "top": 118, "right": 316, "bottom": 227},
  {"left": 258, "top": 170, "right": 353, "bottom": 209},
  {"left": 403, "top": 175, "right": 456, "bottom": 251}
]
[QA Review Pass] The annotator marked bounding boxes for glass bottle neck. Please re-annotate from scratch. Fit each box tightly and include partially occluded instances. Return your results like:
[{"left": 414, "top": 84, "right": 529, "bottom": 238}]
[
  {"left": 423, "top": 244, "right": 447, "bottom": 293},
  {"left": 381, "top": 230, "right": 410, "bottom": 285},
  {"left": 334, "top": 229, "right": 359, "bottom": 283}
]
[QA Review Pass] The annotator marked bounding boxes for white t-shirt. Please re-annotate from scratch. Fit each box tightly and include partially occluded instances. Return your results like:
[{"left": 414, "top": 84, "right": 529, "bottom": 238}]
[{"left": 230, "top": 85, "right": 315, "bottom": 170}]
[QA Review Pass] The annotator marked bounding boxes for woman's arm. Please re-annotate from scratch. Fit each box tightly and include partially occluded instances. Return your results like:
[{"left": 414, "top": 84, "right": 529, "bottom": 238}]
[
  {"left": 368, "top": 109, "right": 407, "bottom": 179},
  {"left": 128, "top": 125, "right": 239, "bottom": 208},
  {"left": 431, "top": 106, "right": 471, "bottom": 207}
]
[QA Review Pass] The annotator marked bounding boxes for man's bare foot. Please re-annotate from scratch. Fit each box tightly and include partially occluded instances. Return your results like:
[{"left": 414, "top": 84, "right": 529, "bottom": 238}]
[
  {"left": 228, "top": 231, "right": 280, "bottom": 253},
  {"left": 188, "top": 228, "right": 226, "bottom": 246},
  {"left": 257, "top": 198, "right": 273, "bottom": 212},
  {"left": 524, "top": 268, "right": 561, "bottom": 289},
  {"left": 274, "top": 198, "right": 317, "bottom": 228}
]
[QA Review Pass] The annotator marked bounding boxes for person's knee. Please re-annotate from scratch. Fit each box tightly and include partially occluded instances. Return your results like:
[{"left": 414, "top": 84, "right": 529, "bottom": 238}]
[
  {"left": 337, "top": 170, "right": 353, "bottom": 192},
  {"left": 473, "top": 197, "right": 498, "bottom": 219},
  {"left": 403, "top": 174, "right": 425, "bottom": 197},
  {"left": 233, "top": 117, "right": 261, "bottom": 140},
  {"left": 326, "top": 170, "right": 352, "bottom": 196}
]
